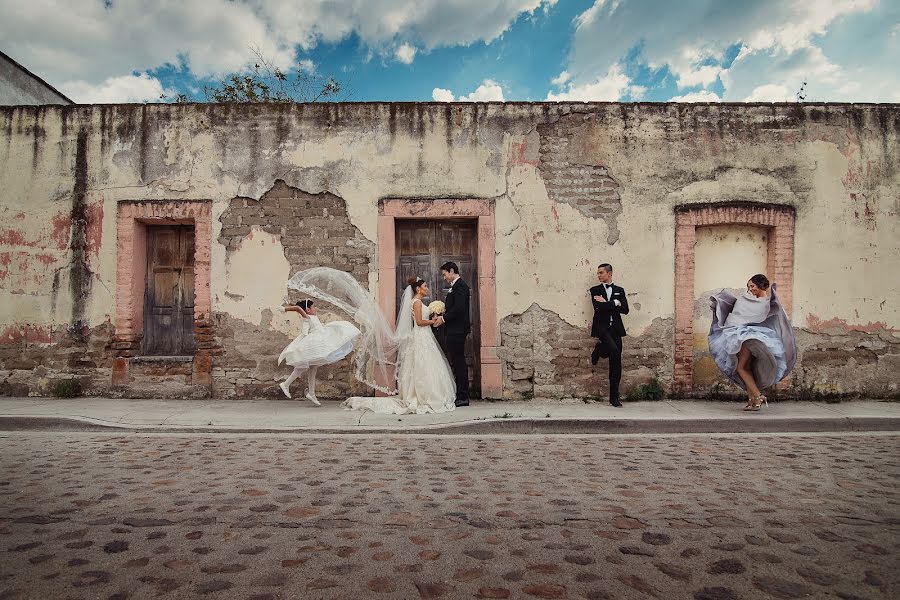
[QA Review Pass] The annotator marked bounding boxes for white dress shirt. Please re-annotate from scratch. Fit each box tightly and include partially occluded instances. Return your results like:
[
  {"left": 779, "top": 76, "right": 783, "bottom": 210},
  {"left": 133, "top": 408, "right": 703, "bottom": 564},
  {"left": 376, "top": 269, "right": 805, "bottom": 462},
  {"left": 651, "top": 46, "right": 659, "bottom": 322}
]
[
  {"left": 604, "top": 283, "right": 621, "bottom": 307},
  {"left": 444, "top": 276, "right": 460, "bottom": 321}
]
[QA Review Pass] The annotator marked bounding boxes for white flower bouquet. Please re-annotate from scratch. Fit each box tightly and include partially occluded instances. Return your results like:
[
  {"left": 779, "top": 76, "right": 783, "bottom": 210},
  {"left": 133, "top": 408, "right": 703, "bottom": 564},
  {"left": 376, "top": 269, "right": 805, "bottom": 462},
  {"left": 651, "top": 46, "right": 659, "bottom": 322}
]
[{"left": 428, "top": 300, "right": 446, "bottom": 315}]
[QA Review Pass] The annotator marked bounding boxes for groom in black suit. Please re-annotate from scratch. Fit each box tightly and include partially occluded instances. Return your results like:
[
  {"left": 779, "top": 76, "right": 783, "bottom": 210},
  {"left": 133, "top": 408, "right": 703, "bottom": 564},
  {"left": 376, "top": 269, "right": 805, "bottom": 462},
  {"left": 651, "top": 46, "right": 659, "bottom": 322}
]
[
  {"left": 590, "top": 263, "right": 629, "bottom": 407},
  {"left": 435, "top": 261, "right": 471, "bottom": 407}
]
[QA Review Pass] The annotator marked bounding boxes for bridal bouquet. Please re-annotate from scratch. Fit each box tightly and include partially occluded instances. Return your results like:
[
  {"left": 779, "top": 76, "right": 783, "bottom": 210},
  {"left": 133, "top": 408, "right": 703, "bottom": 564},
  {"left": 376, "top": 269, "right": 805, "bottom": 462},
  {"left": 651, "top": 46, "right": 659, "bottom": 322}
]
[{"left": 428, "top": 300, "right": 446, "bottom": 315}]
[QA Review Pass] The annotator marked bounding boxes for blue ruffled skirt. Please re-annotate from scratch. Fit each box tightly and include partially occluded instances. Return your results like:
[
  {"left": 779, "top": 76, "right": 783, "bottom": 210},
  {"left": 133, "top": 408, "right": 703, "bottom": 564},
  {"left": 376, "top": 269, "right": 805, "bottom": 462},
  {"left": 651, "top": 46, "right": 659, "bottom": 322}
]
[{"left": 708, "top": 325, "right": 788, "bottom": 390}]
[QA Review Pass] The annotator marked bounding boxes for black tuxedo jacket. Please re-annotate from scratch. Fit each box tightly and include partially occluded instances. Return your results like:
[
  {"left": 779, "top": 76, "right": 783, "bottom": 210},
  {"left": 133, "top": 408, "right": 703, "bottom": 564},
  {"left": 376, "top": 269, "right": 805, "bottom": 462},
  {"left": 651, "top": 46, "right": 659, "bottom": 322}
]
[
  {"left": 590, "top": 283, "right": 629, "bottom": 338},
  {"left": 443, "top": 278, "right": 471, "bottom": 336}
]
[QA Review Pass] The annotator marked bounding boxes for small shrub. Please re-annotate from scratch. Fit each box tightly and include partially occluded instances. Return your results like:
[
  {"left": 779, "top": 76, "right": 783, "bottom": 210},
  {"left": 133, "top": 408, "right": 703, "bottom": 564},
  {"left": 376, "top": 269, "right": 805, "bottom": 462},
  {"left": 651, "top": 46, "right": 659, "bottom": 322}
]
[
  {"left": 793, "top": 379, "right": 841, "bottom": 403},
  {"left": 625, "top": 378, "right": 665, "bottom": 402},
  {"left": 52, "top": 379, "right": 83, "bottom": 398}
]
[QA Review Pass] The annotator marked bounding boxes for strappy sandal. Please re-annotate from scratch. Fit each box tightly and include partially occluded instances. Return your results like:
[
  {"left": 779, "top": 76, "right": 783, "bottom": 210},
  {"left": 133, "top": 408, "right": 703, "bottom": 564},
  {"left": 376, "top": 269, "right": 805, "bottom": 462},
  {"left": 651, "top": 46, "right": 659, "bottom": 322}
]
[{"left": 743, "top": 395, "right": 762, "bottom": 411}]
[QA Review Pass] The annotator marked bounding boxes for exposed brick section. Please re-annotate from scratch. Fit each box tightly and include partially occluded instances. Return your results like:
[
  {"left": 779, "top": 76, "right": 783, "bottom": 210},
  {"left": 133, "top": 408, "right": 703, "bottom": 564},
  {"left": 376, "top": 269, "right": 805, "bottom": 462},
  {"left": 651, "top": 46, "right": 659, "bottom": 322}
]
[
  {"left": 794, "top": 329, "right": 900, "bottom": 397},
  {"left": 215, "top": 180, "right": 375, "bottom": 398},
  {"left": 536, "top": 115, "right": 623, "bottom": 244},
  {"left": 218, "top": 180, "right": 373, "bottom": 281},
  {"left": 498, "top": 304, "right": 672, "bottom": 400},
  {"left": 673, "top": 203, "right": 795, "bottom": 392},
  {"left": 0, "top": 322, "right": 115, "bottom": 396}
]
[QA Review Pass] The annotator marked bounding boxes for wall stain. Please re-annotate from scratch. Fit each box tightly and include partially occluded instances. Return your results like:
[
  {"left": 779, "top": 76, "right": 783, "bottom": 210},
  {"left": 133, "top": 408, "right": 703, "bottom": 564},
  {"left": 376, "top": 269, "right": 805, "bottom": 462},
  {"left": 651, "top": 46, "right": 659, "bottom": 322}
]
[{"left": 68, "top": 129, "right": 93, "bottom": 342}]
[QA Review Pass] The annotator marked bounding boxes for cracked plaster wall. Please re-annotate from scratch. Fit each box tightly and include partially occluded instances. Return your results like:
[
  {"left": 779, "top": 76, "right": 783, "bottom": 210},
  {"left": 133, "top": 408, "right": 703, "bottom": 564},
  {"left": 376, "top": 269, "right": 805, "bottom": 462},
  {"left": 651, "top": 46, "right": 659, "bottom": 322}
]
[{"left": 0, "top": 103, "right": 897, "bottom": 398}]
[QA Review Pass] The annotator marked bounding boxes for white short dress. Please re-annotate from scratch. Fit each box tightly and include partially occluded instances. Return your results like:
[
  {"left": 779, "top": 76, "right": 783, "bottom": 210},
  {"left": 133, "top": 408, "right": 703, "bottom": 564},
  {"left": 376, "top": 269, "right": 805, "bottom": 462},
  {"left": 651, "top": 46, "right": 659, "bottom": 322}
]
[{"left": 278, "top": 314, "right": 360, "bottom": 369}]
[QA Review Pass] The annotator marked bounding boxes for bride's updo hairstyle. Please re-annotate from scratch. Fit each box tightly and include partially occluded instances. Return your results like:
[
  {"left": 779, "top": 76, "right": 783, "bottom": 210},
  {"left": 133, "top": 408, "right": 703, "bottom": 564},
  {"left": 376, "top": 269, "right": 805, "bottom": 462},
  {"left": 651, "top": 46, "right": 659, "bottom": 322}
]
[
  {"left": 295, "top": 299, "right": 314, "bottom": 310},
  {"left": 748, "top": 274, "right": 770, "bottom": 290},
  {"left": 407, "top": 276, "right": 426, "bottom": 294}
]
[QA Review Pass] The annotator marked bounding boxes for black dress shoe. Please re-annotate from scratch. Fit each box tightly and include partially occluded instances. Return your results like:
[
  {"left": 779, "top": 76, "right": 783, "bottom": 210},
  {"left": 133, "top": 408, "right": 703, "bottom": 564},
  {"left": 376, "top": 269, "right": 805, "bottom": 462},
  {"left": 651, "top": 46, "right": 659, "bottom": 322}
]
[
  {"left": 609, "top": 399, "right": 623, "bottom": 407},
  {"left": 455, "top": 400, "right": 469, "bottom": 407}
]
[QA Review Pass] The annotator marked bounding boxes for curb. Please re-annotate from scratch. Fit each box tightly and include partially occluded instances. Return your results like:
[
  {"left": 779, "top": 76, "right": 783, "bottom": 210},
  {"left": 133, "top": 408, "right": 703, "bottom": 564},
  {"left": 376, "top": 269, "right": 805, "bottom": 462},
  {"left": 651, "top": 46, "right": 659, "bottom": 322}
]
[{"left": 1, "top": 415, "right": 899, "bottom": 435}]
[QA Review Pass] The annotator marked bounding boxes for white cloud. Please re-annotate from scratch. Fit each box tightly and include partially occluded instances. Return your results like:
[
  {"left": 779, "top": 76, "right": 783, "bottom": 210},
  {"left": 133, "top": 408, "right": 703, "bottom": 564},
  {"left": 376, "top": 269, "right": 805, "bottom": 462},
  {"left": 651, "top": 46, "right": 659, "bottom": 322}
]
[
  {"left": 432, "top": 87, "right": 455, "bottom": 102},
  {"left": 432, "top": 79, "right": 506, "bottom": 102},
  {"left": 297, "top": 59, "right": 316, "bottom": 74},
  {"left": 669, "top": 90, "right": 721, "bottom": 102},
  {"left": 628, "top": 85, "right": 647, "bottom": 100},
  {"left": 560, "top": 0, "right": 897, "bottom": 102},
  {"left": 676, "top": 64, "right": 722, "bottom": 88},
  {"left": 721, "top": 44, "right": 841, "bottom": 101},
  {"left": 60, "top": 73, "right": 170, "bottom": 103},
  {"left": 569, "top": 0, "right": 877, "bottom": 79},
  {"left": 546, "top": 63, "right": 631, "bottom": 101},
  {"left": 551, "top": 70, "right": 571, "bottom": 86},
  {"left": 394, "top": 43, "right": 417, "bottom": 64},
  {"left": 0, "top": 0, "right": 557, "bottom": 102},
  {"left": 263, "top": 0, "right": 557, "bottom": 50},
  {"left": 742, "top": 84, "right": 791, "bottom": 102},
  {"left": 459, "top": 79, "right": 505, "bottom": 102},
  {"left": 0, "top": 0, "right": 293, "bottom": 86}
]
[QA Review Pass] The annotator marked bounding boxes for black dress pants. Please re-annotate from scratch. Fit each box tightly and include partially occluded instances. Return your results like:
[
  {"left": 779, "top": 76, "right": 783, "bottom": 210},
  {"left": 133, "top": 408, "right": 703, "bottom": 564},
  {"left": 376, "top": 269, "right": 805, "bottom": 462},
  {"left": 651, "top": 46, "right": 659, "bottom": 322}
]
[
  {"left": 594, "top": 331, "right": 623, "bottom": 401},
  {"left": 446, "top": 333, "right": 469, "bottom": 403}
]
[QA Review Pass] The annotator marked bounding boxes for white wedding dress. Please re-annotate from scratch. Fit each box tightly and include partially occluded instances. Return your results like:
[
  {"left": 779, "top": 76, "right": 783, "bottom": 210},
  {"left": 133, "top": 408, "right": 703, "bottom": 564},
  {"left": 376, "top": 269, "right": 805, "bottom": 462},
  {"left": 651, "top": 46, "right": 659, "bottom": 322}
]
[
  {"left": 278, "top": 315, "right": 360, "bottom": 369},
  {"left": 342, "top": 299, "right": 456, "bottom": 414}
]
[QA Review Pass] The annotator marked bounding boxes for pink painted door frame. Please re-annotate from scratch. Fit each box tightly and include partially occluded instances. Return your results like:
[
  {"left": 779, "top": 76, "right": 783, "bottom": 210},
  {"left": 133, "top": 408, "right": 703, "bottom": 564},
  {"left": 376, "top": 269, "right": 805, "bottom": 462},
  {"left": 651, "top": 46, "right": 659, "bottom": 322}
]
[
  {"left": 112, "top": 200, "right": 215, "bottom": 386},
  {"left": 378, "top": 199, "right": 501, "bottom": 399}
]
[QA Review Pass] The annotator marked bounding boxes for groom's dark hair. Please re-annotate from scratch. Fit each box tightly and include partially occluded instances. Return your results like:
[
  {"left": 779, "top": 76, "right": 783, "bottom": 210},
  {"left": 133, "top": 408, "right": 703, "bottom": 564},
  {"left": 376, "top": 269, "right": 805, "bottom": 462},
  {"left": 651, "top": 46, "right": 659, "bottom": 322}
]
[
  {"left": 440, "top": 261, "right": 459, "bottom": 274},
  {"left": 598, "top": 263, "right": 613, "bottom": 273}
]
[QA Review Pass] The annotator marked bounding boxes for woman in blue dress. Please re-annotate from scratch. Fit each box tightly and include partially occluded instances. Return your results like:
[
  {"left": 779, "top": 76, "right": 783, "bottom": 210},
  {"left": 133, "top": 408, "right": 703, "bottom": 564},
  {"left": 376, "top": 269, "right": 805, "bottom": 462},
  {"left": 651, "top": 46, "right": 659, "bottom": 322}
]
[{"left": 708, "top": 274, "right": 796, "bottom": 411}]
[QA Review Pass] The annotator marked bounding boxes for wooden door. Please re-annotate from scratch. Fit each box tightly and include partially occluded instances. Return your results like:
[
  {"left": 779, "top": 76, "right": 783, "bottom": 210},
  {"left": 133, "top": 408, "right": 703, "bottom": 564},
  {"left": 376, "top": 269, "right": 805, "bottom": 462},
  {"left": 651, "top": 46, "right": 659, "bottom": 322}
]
[
  {"left": 396, "top": 220, "right": 480, "bottom": 395},
  {"left": 143, "top": 225, "right": 196, "bottom": 356}
]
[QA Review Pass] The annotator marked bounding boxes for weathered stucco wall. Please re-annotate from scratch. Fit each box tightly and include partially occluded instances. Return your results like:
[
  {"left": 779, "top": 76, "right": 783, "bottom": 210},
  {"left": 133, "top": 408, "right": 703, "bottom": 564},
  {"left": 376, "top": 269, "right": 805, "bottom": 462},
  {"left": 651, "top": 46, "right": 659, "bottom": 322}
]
[{"left": 0, "top": 102, "right": 897, "bottom": 399}]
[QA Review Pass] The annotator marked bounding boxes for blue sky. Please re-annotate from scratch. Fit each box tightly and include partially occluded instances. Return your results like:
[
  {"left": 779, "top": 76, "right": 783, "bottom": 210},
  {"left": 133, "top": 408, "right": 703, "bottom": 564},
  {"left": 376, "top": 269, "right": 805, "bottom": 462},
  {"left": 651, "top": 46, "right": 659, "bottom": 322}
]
[{"left": 2, "top": 0, "right": 898, "bottom": 103}]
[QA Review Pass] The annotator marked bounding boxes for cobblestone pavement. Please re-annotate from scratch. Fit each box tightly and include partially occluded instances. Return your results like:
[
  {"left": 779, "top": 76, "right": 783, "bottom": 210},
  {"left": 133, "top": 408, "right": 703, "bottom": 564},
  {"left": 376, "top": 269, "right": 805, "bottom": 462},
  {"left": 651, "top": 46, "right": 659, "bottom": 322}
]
[{"left": 0, "top": 432, "right": 897, "bottom": 600}]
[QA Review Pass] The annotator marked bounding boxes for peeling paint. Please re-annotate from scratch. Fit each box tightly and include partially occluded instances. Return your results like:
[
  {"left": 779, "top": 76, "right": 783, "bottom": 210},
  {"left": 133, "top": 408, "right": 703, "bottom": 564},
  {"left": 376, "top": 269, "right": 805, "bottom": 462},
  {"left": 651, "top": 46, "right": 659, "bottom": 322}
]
[
  {"left": 536, "top": 114, "right": 623, "bottom": 244},
  {"left": 499, "top": 302, "right": 672, "bottom": 399},
  {"left": 805, "top": 314, "right": 895, "bottom": 335},
  {"left": 50, "top": 212, "right": 72, "bottom": 250}
]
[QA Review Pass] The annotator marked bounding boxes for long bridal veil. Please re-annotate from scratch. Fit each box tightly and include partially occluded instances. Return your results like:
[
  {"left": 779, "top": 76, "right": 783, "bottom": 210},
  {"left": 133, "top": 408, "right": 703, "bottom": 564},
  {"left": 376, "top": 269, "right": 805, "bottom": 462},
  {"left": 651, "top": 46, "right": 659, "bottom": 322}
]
[{"left": 286, "top": 267, "right": 405, "bottom": 395}]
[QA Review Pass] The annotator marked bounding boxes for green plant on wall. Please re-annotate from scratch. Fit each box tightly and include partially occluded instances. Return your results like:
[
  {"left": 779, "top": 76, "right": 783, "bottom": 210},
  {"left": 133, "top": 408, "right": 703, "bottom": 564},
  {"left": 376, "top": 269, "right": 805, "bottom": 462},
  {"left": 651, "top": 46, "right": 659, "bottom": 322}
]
[
  {"left": 52, "top": 379, "right": 83, "bottom": 398},
  {"left": 625, "top": 378, "right": 666, "bottom": 401},
  {"left": 162, "top": 46, "right": 347, "bottom": 104}
]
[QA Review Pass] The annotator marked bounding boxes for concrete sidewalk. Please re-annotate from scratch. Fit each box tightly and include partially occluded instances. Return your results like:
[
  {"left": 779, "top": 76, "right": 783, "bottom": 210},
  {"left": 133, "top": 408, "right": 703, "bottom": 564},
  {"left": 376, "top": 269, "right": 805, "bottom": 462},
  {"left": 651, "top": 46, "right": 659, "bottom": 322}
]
[{"left": 0, "top": 397, "right": 898, "bottom": 434}]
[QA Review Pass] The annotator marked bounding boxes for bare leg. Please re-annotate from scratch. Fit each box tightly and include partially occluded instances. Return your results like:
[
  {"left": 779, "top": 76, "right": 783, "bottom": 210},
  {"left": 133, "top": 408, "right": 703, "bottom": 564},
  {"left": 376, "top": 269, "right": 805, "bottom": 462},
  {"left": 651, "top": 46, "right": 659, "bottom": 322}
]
[
  {"left": 305, "top": 366, "right": 321, "bottom": 406},
  {"left": 280, "top": 367, "right": 305, "bottom": 399},
  {"left": 735, "top": 344, "right": 762, "bottom": 402}
]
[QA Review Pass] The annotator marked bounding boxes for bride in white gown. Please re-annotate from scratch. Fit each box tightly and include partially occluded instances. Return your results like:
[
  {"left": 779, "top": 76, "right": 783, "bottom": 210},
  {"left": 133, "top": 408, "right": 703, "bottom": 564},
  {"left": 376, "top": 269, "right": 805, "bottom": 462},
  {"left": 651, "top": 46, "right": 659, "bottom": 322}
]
[
  {"left": 342, "top": 276, "right": 456, "bottom": 414},
  {"left": 284, "top": 268, "right": 455, "bottom": 413}
]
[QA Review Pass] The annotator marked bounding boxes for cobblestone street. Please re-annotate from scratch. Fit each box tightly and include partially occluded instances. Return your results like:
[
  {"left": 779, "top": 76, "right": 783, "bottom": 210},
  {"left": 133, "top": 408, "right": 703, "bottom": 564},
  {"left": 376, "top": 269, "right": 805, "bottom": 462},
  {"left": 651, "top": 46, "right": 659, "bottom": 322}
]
[{"left": 0, "top": 432, "right": 897, "bottom": 600}]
